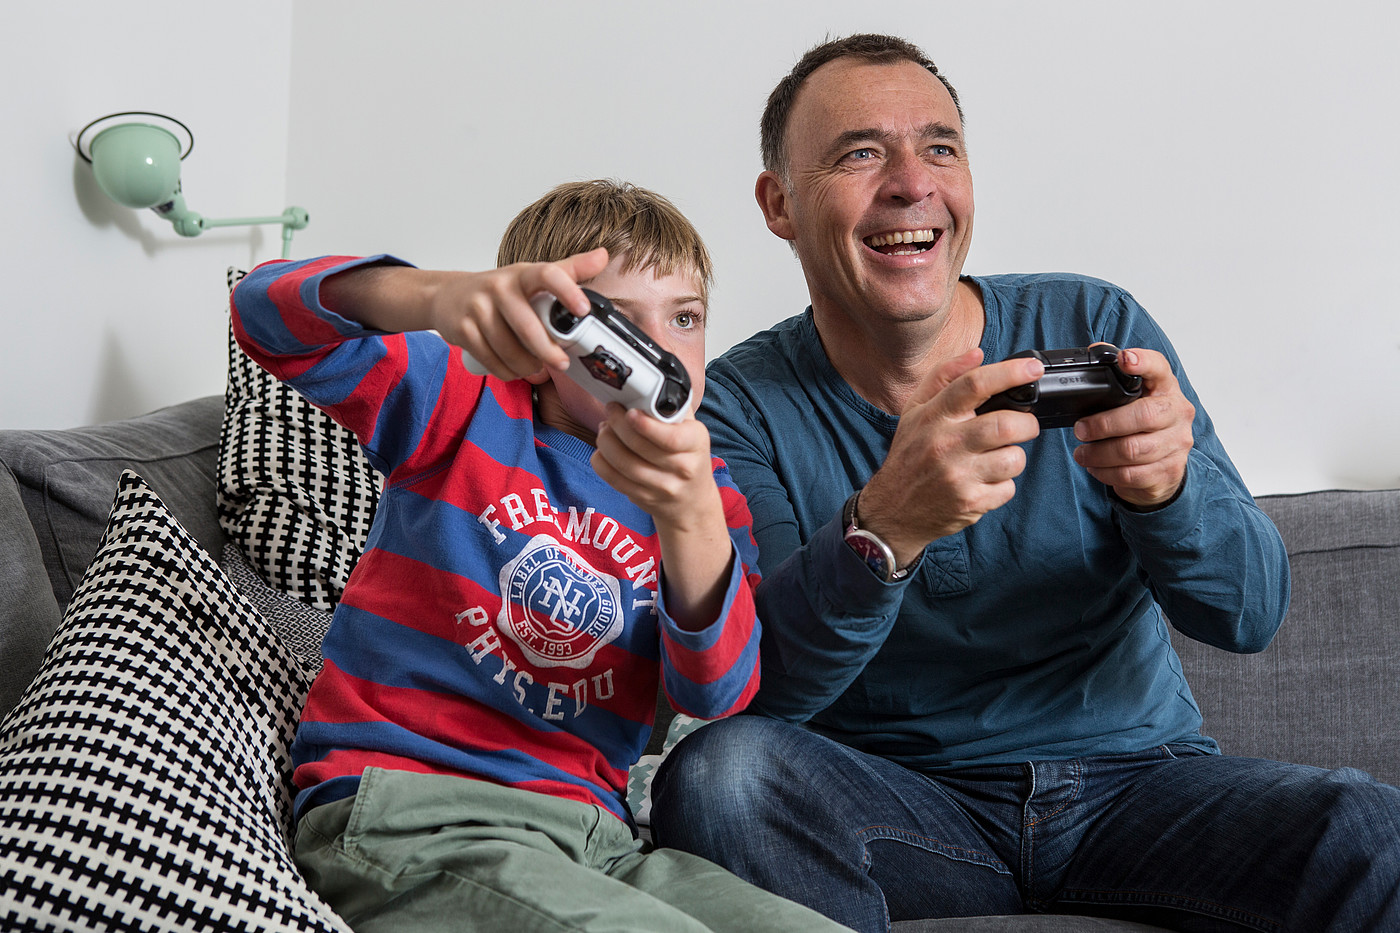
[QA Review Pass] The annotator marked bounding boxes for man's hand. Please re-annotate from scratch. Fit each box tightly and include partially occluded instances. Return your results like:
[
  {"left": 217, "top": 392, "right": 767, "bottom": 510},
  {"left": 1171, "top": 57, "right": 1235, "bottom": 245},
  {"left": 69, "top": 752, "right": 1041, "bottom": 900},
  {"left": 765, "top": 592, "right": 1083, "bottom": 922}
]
[
  {"left": 592, "top": 403, "right": 732, "bottom": 631},
  {"left": 1071, "top": 347, "right": 1194, "bottom": 509},
  {"left": 857, "top": 348, "right": 1045, "bottom": 566}
]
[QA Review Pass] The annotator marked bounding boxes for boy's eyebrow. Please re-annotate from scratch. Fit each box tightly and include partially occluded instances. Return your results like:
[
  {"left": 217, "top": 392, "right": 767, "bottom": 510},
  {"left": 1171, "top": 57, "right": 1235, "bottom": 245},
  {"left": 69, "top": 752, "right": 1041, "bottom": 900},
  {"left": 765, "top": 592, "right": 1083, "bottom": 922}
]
[{"left": 607, "top": 294, "right": 707, "bottom": 310}]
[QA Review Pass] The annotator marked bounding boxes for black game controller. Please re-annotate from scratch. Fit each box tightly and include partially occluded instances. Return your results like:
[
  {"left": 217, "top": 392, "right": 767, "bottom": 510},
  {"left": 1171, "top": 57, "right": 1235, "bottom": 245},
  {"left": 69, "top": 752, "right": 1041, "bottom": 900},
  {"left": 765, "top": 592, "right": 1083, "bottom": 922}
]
[{"left": 976, "top": 345, "right": 1143, "bottom": 429}]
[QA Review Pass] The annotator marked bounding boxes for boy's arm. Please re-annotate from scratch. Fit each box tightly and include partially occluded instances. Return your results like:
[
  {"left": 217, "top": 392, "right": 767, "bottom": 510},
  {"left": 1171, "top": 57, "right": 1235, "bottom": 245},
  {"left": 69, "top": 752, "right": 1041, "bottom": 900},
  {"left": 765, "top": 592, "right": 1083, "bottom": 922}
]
[
  {"left": 318, "top": 250, "right": 608, "bottom": 380},
  {"left": 593, "top": 405, "right": 762, "bottom": 719}
]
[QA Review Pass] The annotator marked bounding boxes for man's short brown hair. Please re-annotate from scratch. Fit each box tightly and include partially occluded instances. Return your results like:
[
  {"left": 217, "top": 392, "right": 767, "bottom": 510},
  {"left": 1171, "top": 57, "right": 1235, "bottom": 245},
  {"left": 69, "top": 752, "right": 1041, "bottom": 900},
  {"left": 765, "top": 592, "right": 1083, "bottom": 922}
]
[
  {"left": 498, "top": 179, "right": 713, "bottom": 305},
  {"left": 760, "top": 34, "right": 964, "bottom": 181}
]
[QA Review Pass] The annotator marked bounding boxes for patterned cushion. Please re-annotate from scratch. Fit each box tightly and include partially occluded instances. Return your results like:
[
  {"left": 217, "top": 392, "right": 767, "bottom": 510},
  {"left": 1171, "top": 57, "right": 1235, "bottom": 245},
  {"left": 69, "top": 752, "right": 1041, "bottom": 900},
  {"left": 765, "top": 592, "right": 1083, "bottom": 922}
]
[
  {"left": 221, "top": 542, "right": 332, "bottom": 678},
  {"left": 0, "top": 472, "right": 348, "bottom": 932},
  {"left": 218, "top": 268, "right": 379, "bottom": 611},
  {"left": 627, "top": 712, "right": 708, "bottom": 827}
]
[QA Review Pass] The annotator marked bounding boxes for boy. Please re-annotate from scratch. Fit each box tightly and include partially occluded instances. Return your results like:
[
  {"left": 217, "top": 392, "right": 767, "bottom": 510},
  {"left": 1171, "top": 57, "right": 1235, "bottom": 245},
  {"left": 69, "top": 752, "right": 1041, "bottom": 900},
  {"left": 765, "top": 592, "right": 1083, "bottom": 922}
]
[{"left": 231, "top": 180, "right": 849, "bottom": 932}]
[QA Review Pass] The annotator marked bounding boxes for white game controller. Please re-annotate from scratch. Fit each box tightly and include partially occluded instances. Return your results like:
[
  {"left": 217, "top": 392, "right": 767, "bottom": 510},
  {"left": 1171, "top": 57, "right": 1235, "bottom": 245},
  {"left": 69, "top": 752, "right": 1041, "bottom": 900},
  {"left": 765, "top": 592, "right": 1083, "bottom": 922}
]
[{"left": 460, "top": 287, "right": 692, "bottom": 423}]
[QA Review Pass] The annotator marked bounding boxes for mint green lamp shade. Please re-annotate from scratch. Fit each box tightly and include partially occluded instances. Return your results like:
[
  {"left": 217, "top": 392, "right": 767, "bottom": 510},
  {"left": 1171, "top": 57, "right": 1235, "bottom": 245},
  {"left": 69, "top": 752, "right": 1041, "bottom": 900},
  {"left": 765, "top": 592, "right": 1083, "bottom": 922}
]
[{"left": 88, "top": 122, "right": 184, "bottom": 210}]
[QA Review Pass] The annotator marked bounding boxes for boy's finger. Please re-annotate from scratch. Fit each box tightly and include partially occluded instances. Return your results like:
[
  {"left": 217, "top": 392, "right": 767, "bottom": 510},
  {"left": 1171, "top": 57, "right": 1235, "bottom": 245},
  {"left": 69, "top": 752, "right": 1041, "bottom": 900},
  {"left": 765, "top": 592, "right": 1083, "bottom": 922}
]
[
  {"left": 534, "top": 248, "right": 610, "bottom": 316},
  {"left": 494, "top": 291, "right": 569, "bottom": 371}
]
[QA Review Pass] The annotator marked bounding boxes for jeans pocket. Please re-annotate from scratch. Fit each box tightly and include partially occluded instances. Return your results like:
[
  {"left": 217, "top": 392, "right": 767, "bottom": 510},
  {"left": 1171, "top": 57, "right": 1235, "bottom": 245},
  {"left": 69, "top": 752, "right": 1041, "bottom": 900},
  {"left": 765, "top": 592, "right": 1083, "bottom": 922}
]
[{"left": 1159, "top": 743, "right": 1212, "bottom": 761}]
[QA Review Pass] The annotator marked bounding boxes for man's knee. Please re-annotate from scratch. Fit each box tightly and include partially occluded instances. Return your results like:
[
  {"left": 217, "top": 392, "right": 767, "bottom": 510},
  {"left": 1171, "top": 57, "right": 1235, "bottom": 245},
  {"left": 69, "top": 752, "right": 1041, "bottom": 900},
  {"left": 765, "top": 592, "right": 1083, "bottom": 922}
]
[
  {"left": 651, "top": 716, "right": 817, "bottom": 842},
  {"left": 1310, "top": 768, "right": 1400, "bottom": 844}
]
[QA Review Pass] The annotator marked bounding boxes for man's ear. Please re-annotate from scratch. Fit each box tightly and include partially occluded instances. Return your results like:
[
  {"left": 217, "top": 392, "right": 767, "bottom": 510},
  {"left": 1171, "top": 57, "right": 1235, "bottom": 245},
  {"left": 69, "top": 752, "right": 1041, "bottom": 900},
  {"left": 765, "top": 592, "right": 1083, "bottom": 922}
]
[{"left": 755, "top": 171, "right": 796, "bottom": 241}]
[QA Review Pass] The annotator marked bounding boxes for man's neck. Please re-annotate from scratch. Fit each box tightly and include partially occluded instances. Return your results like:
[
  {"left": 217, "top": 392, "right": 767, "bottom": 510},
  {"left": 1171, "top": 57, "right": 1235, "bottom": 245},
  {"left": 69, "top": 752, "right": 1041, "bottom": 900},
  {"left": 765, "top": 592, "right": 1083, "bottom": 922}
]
[{"left": 813, "top": 279, "right": 985, "bottom": 415}]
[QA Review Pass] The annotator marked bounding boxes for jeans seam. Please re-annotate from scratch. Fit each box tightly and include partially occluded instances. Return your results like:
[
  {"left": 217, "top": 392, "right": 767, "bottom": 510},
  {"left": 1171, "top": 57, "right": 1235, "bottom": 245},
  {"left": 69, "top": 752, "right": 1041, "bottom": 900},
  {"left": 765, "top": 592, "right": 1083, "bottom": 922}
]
[
  {"left": 857, "top": 824, "right": 1012, "bottom": 876},
  {"left": 1058, "top": 886, "right": 1282, "bottom": 932},
  {"left": 1022, "top": 758, "right": 1084, "bottom": 910}
]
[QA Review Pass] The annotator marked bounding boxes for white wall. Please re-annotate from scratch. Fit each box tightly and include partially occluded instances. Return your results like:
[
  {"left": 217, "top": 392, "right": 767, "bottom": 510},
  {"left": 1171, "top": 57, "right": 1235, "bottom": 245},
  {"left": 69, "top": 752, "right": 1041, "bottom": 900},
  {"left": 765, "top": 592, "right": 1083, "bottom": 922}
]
[
  {"left": 0, "top": 1, "right": 293, "bottom": 430},
  {"left": 9, "top": 2, "right": 1396, "bottom": 496},
  {"left": 283, "top": 0, "right": 1398, "bottom": 495}
]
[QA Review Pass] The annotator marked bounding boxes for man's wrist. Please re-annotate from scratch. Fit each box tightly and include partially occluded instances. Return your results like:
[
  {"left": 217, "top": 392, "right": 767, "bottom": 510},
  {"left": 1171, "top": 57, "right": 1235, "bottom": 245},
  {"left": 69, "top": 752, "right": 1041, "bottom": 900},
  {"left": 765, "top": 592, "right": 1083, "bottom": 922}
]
[
  {"left": 843, "top": 490, "right": 920, "bottom": 583},
  {"left": 1110, "top": 465, "right": 1189, "bottom": 513}
]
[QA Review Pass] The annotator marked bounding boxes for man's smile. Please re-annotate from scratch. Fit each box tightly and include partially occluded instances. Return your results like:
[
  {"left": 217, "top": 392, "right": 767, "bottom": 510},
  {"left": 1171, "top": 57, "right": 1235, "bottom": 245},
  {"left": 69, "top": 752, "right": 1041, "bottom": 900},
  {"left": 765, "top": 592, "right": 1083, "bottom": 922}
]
[{"left": 864, "top": 228, "right": 939, "bottom": 255}]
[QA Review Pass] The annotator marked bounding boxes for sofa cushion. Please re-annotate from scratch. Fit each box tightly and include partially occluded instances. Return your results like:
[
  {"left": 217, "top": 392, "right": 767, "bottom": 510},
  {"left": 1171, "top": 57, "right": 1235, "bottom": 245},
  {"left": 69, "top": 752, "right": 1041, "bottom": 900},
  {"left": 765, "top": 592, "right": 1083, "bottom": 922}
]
[
  {"left": 0, "top": 471, "right": 347, "bottom": 932},
  {"left": 218, "top": 268, "right": 379, "bottom": 611},
  {"left": 1171, "top": 488, "right": 1400, "bottom": 787}
]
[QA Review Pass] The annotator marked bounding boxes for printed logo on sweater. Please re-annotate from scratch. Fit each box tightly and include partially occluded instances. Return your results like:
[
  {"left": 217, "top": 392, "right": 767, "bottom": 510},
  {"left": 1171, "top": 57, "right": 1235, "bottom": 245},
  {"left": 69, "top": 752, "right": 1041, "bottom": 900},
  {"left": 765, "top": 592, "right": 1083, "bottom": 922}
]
[{"left": 497, "top": 534, "right": 624, "bottom": 669}]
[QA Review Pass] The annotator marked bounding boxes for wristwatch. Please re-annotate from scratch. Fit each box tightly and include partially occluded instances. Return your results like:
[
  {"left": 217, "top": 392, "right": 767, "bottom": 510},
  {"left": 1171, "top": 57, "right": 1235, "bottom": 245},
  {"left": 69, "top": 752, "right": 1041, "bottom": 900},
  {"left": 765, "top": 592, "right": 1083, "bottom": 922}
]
[{"left": 842, "top": 491, "right": 915, "bottom": 583}]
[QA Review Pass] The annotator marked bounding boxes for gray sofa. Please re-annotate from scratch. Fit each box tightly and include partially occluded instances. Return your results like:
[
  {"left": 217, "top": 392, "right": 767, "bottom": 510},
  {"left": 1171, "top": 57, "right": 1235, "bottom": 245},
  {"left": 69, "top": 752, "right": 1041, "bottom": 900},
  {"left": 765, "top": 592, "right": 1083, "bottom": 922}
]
[{"left": 1, "top": 396, "right": 1396, "bottom": 932}]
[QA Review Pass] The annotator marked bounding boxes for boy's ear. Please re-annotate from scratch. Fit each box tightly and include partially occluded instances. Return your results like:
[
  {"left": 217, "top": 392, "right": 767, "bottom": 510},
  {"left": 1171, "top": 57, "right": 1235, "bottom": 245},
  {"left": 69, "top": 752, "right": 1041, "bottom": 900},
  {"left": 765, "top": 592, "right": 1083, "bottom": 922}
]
[{"left": 755, "top": 171, "right": 796, "bottom": 242}]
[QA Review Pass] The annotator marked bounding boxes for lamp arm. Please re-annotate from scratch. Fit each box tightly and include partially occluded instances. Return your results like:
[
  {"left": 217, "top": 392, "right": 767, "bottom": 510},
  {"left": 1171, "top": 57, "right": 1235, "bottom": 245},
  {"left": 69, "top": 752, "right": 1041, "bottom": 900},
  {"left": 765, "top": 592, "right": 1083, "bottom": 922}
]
[{"left": 163, "top": 206, "right": 311, "bottom": 259}]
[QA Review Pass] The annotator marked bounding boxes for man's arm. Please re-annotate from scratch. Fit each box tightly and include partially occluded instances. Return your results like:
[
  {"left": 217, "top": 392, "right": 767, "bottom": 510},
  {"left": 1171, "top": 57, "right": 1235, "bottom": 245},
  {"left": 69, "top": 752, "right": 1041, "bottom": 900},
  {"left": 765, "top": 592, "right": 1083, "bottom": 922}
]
[
  {"left": 1078, "top": 304, "right": 1290, "bottom": 652},
  {"left": 697, "top": 352, "right": 1044, "bottom": 722}
]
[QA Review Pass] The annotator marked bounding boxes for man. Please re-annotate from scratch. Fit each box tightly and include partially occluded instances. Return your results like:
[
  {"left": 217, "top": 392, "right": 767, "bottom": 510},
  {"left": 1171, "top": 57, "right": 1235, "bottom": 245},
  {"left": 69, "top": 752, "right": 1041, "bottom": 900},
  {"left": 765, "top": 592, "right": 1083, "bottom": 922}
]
[{"left": 651, "top": 34, "right": 1400, "bottom": 932}]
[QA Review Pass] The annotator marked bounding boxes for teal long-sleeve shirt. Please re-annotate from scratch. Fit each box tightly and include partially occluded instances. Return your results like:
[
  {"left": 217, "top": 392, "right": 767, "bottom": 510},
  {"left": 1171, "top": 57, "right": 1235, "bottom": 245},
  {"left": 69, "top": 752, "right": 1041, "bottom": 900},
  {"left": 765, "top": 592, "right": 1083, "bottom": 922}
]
[{"left": 698, "top": 273, "right": 1290, "bottom": 770}]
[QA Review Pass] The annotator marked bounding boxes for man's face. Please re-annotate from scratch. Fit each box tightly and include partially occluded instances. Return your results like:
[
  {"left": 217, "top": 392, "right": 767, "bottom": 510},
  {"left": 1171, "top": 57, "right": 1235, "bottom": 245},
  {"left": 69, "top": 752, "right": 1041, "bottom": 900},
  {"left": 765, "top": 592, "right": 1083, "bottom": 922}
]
[
  {"left": 549, "top": 255, "right": 708, "bottom": 431},
  {"left": 760, "top": 57, "right": 974, "bottom": 327}
]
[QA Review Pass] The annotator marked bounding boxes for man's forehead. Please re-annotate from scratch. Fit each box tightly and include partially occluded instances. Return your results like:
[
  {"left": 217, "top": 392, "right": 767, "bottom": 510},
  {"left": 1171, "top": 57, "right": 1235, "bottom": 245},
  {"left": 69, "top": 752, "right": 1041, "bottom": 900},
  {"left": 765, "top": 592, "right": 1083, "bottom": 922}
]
[{"left": 792, "top": 57, "right": 961, "bottom": 138}]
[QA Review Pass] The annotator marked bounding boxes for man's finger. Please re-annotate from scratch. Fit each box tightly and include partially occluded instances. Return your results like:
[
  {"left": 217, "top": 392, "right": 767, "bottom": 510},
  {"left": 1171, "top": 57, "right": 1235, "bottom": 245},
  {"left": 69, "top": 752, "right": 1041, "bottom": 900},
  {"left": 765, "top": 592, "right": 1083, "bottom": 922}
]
[{"left": 906, "top": 347, "right": 984, "bottom": 411}]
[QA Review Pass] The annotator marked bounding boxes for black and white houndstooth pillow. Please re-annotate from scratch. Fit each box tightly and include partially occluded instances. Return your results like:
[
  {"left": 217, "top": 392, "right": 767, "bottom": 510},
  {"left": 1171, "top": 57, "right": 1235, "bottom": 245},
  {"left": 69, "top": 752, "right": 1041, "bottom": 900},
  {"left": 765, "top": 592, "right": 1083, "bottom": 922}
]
[
  {"left": 219, "top": 267, "right": 379, "bottom": 612},
  {"left": 0, "top": 471, "right": 349, "bottom": 933}
]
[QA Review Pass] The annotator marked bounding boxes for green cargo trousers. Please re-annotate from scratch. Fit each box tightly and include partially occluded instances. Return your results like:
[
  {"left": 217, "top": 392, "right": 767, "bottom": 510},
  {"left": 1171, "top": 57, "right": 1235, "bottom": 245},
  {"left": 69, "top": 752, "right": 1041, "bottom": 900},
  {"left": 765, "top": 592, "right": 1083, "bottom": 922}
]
[{"left": 293, "top": 767, "right": 853, "bottom": 933}]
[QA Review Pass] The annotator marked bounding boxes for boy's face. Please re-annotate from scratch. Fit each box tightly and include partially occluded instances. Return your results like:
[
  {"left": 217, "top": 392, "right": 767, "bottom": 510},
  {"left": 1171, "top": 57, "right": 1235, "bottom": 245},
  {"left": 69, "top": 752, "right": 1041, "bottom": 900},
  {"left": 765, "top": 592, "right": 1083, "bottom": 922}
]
[{"left": 549, "top": 255, "right": 708, "bottom": 433}]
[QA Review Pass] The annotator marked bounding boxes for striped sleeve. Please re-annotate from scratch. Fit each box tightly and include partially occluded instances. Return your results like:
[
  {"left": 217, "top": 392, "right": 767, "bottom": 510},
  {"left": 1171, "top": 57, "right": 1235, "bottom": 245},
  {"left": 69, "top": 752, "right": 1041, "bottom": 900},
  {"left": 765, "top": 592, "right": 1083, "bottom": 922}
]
[
  {"left": 655, "top": 460, "right": 762, "bottom": 719},
  {"left": 229, "top": 255, "right": 472, "bottom": 476}
]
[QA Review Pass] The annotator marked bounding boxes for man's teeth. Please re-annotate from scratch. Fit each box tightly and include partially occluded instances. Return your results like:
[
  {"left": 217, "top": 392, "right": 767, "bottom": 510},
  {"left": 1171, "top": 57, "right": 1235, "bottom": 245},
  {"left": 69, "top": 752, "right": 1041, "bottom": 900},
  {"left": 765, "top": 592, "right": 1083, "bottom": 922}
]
[{"left": 867, "top": 229, "right": 936, "bottom": 249}]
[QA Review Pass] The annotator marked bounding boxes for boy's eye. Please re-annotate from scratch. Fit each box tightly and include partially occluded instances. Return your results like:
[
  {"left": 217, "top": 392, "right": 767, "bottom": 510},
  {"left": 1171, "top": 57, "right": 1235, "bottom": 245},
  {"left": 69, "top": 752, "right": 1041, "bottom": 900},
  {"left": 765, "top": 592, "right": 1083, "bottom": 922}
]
[{"left": 674, "top": 311, "right": 702, "bottom": 330}]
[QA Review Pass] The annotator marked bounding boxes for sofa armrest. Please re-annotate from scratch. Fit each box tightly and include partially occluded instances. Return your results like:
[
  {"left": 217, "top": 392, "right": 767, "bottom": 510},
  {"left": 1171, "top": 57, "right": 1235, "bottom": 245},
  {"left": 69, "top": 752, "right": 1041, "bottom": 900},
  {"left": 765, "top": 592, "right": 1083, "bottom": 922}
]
[{"left": 0, "top": 463, "right": 63, "bottom": 718}]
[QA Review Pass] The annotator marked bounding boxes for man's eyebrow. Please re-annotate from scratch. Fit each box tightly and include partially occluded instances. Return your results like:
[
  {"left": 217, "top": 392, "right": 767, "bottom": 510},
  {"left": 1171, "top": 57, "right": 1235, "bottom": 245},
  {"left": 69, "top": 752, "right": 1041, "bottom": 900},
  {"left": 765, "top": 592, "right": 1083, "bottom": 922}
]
[{"left": 824, "top": 122, "right": 964, "bottom": 159}]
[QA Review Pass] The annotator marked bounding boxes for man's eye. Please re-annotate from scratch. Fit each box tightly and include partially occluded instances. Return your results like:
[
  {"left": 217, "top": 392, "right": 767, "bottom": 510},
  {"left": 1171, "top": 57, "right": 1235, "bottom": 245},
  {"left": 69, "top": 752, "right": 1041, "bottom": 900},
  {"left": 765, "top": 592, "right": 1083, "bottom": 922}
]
[
  {"left": 844, "top": 147, "right": 876, "bottom": 162},
  {"left": 930, "top": 144, "right": 955, "bottom": 158}
]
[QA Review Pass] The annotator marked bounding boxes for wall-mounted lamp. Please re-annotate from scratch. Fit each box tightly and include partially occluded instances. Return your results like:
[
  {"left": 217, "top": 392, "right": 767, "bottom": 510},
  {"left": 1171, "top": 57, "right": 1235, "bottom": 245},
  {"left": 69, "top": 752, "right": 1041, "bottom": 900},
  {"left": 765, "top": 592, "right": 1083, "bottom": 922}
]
[{"left": 73, "top": 112, "right": 308, "bottom": 259}]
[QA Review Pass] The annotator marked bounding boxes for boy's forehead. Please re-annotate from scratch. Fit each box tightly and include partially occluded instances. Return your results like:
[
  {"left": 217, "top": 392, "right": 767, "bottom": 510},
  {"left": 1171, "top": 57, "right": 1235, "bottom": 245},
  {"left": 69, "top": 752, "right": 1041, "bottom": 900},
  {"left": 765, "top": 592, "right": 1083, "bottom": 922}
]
[{"left": 594, "top": 256, "right": 707, "bottom": 300}]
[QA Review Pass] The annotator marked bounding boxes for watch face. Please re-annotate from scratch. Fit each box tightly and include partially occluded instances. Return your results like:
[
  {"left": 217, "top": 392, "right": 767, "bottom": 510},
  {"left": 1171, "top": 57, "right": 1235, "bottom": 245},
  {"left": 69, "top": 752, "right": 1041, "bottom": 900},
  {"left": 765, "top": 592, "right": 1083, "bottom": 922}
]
[{"left": 845, "top": 529, "right": 893, "bottom": 582}]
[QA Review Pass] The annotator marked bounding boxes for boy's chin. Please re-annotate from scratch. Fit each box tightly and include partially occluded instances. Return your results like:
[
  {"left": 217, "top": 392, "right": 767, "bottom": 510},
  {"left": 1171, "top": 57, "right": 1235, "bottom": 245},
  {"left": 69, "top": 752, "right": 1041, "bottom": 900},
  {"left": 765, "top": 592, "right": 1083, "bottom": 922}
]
[{"left": 539, "top": 378, "right": 605, "bottom": 440}]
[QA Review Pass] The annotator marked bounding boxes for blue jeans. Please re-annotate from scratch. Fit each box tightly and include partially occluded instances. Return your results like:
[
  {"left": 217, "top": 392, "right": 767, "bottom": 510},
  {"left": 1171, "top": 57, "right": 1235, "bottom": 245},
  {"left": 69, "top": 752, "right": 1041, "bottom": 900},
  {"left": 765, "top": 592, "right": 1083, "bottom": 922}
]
[{"left": 650, "top": 716, "right": 1400, "bottom": 932}]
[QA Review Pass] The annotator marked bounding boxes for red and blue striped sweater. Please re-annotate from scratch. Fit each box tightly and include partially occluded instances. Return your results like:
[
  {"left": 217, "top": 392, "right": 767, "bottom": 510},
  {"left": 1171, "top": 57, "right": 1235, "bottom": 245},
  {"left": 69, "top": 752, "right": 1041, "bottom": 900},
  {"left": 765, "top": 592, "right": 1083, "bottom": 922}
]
[{"left": 232, "top": 256, "right": 762, "bottom": 823}]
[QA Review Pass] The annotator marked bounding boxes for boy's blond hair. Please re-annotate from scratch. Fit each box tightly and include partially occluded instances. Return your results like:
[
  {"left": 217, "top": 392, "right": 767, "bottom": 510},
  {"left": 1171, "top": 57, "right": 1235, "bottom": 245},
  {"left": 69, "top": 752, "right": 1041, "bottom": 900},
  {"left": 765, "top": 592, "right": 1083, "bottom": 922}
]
[{"left": 497, "top": 179, "right": 713, "bottom": 306}]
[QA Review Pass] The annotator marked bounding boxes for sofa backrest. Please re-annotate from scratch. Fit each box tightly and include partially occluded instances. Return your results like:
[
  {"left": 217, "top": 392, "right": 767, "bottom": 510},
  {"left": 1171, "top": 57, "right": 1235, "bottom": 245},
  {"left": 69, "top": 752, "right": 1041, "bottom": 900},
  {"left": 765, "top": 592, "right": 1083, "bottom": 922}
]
[
  {"left": 1171, "top": 488, "right": 1400, "bottom": 787},
  {"left": 0, "top": 396, "right": 227, "bottom": 715}
]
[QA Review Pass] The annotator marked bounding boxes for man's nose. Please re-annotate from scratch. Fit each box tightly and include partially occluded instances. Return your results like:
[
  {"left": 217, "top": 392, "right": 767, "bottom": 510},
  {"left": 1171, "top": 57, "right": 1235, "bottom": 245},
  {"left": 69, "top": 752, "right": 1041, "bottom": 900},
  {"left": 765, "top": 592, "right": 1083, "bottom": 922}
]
[{"left": 880, "top": 147, "right": 935, "bottom": 204}]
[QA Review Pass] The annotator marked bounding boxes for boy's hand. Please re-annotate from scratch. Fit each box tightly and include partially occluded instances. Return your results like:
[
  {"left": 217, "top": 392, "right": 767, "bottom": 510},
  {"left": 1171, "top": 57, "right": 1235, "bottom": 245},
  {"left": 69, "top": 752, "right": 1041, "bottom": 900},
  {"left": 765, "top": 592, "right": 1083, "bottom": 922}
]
[
  {"left": 591, "top": 403, "right": 733, "bottom": 631},
  {"left": 426, "top": 247, "right": 610, "bottom": 382},
  {"left": 591, "top": 403, "right": 723, "bottom": 529}
]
